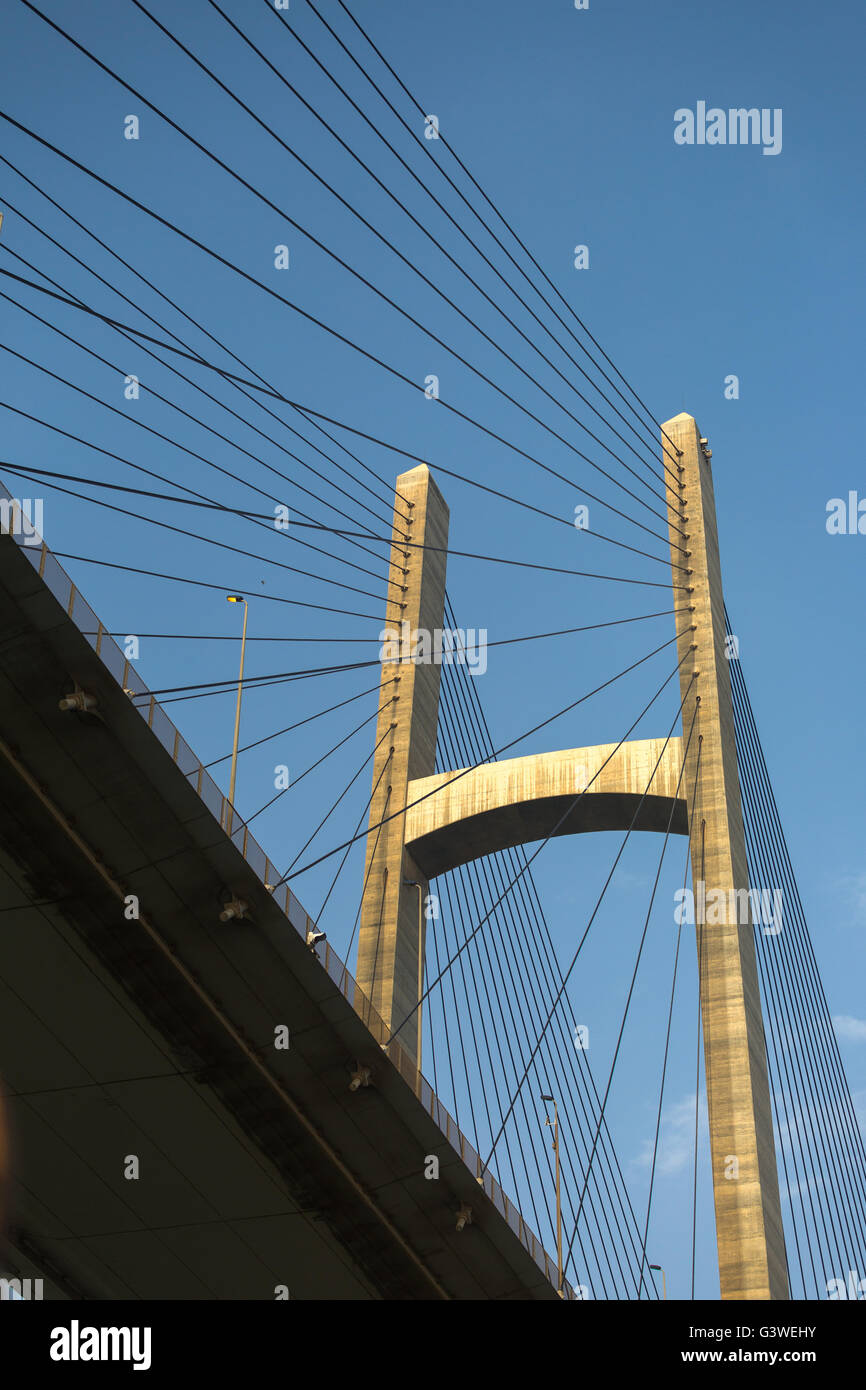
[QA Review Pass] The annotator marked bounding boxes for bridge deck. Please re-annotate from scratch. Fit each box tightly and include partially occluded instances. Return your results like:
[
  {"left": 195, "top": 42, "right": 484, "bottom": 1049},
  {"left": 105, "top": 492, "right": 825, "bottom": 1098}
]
[{"left": 0, "top": 519, "right": 568, "bottom": 1300}]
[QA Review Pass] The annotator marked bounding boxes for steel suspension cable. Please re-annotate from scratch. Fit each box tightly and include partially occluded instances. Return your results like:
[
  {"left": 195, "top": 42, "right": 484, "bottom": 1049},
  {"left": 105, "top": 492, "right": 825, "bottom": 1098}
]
[
  {"left": 0, "top": 106, "right": 688, "bottom": 544},
  {"left": 729, "top": 653, "right": 866, "bottom": 1220},
  {"left": 0, "top": 333, "right": 401, "bottom": 595},
  {"left": 436, "top": 667, "right": 635, "bottom": 1296},
  {"left": 327, "top": 0, "right": 683, "bottom": 468},
  {"left": 479, "top": 676, "right": 695, "bottom": 1184},
  {"left": 129, "top": 0, "right": 680, "bottom": 519},
  {"left": 0, "top": 227, "right": 401, "bottom": 548},
  {"left": 223, "top": 0, "right": 683, "bottom": 503},
  {"left": 435, "top": 683, "right": 621, "bottom": 1295},
  {"left": 727, "top": 655, "right": 866, "bottom": 1285},
  {"left": 441, "top": 602, "right": 662, "bottom": 1295},
  {"left": 0, "top": 253, "right": 689, "bottom": 555},
  {"left": 0, "top": 152, "right": 412, "bottom": 519},
  {"left": 1, "top": 460, "right": 688, "bottom": 586},
  {"left": 279, "top": 630, "right": 692, "bottom": 884},
  {"left": 563, "top": 700, "right": 699, "bottom": 1280}
]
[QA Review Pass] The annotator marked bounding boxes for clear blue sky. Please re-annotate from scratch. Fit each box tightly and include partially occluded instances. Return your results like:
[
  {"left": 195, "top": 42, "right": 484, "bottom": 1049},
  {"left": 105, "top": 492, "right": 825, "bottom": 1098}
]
[{"left": 1, "top": 0, "right": 863, "bottom": 1299}]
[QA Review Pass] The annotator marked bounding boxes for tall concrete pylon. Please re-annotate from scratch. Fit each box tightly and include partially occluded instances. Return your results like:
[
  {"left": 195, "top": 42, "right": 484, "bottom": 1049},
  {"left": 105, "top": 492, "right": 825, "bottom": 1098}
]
[
  {"left": 663, "top": 413, "right": 787, "bottom": 1300},
  {"left": 355, "top": 465, "right": 449, "bottom": 1066},
  {"left": 357, "top": 424, "right": 788, "bottom": 1298}
]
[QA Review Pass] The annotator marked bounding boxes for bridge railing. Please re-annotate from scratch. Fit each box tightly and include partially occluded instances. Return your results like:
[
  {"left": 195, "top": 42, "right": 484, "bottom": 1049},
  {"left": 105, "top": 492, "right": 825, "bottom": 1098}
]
[{"left": 4, "top": 509, "right": 573, "bottom": 1300}]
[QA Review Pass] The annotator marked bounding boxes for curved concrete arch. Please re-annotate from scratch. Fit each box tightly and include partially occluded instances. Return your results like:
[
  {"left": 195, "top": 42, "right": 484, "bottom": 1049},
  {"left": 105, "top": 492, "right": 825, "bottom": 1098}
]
[{"left": 404, "top": 736, "right": 687, "bottom": 879}]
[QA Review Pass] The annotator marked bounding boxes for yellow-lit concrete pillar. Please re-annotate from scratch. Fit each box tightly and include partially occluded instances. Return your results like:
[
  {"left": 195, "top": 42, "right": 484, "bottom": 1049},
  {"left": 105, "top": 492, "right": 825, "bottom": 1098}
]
[
  {"left": 355, "top": 466, "right": 449, "bottom": 1065},
  {"left": 665, "top": 413, "right": 787, "bottom": 1299}
]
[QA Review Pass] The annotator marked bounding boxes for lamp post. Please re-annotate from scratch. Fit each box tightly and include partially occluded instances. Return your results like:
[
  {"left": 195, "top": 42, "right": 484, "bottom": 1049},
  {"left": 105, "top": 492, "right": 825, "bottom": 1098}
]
[
  {"left": 541, "top": 1093, "right": 563, "bottom": 1297},
  {"left": 226, "top": 595, "right": 248, "bottom": 828},
  {"left": 403, "top": 878, "right": 424, "bottom": 1066},
  {"left": 649, "top": 1263, "right": 667, "bottom": 1300}
]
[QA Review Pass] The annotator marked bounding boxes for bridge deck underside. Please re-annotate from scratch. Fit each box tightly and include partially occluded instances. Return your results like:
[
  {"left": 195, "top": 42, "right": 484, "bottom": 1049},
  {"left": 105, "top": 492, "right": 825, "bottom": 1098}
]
[{"left": 0, "top": 534, "right": 562, "bottom": 1301}]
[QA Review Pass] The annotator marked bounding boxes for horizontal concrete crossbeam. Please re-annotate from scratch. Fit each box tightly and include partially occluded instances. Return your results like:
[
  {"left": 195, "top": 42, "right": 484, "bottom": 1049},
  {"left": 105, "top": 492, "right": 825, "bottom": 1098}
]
[{"left": 405, "top": 736, "right": 687, "bottom": 879}]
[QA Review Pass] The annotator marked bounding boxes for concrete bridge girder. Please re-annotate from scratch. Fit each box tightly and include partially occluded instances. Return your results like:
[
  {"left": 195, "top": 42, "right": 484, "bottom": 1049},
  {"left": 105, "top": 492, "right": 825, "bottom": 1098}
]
[{"left": 404, "top": 736, "right": 687, "bottom": 879}]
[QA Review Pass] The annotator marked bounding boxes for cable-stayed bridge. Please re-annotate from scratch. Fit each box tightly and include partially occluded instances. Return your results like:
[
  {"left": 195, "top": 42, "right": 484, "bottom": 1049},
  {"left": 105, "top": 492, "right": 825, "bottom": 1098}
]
[{"left": 0, "top": 0, "right": 864, "bottom": 1304}]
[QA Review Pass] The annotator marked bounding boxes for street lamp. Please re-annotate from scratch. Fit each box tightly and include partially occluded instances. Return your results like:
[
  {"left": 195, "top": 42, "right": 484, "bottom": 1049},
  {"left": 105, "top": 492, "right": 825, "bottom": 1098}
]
[
  {"left": 649, "top": 1263, "right": 667, "bottom": 1300},
  {"left": 541, "top": 1093, "right": 564, "bottom": 1297},
  {"left": 226, "top": 595, "right": 248, "bottom": 826}
]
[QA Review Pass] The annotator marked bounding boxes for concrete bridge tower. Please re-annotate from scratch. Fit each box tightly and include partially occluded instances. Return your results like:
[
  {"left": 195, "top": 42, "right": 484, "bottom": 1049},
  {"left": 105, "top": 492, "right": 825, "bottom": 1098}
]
[{"left": 356, "top": 421, "right": 787, "bottom": 1300}]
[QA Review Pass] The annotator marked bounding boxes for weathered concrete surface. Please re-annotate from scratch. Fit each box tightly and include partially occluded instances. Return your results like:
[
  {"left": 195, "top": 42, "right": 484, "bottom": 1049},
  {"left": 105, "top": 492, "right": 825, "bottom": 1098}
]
[
  {"left": 405, "top": 737, "right": 687, "bottom": 878},
  {"left": 664, "top": 413, "right": 787, "bottom": 1300},
  {"left": 355, "top": 466, "right": 449, "bottom": 1064}
]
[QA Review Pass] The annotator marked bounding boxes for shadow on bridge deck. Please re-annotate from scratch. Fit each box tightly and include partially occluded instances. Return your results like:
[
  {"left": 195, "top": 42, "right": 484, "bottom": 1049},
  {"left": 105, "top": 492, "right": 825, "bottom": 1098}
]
[{"left": 0, "top": 511, "right": 568, "bottom": 1301}]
